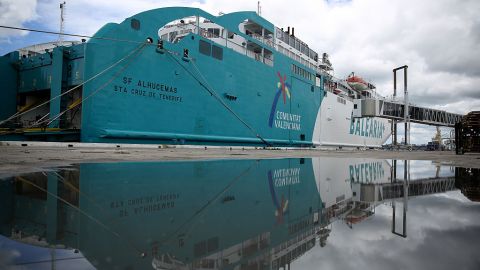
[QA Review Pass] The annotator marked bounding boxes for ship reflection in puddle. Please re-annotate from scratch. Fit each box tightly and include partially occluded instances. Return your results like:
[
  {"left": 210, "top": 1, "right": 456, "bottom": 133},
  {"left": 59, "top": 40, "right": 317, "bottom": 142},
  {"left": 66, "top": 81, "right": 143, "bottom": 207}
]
[{"left": 0, "top": 158, "right": 479, "bottom": 269}]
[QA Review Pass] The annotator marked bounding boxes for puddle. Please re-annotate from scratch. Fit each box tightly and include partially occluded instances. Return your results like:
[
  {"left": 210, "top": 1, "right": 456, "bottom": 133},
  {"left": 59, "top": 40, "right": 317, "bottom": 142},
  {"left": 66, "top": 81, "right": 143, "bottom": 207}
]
[{"left": 0, "top": 158, "right": 479, "bottom": 269}]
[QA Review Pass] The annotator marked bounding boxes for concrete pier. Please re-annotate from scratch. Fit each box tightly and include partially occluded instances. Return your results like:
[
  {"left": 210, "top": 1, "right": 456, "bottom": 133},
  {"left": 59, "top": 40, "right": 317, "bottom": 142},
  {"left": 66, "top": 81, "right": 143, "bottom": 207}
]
[{"left": 0, "top": 141, "right": 479, "bottom": 177}]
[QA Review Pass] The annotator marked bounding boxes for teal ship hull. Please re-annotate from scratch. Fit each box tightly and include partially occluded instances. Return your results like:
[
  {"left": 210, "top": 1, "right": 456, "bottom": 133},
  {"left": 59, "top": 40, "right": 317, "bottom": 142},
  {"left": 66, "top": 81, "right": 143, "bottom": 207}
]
[{"left": 0, "top": 7, "right": 325, "bottom": 146}]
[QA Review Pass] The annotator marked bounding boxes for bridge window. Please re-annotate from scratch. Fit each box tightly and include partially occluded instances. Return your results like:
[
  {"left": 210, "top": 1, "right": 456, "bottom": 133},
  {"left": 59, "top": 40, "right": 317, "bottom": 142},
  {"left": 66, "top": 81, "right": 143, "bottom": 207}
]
[
  {"left": 199, "top": 40, "right": 211, "bottom": 56},
  {"left": 207, "top": 28, "right": 220, "bottom": 37},
  {"left": 291, "top": 64, "right": 314, "bottom": 83},
  {"left": 212, "top": 45, "right": 223, "bottom": 60}
]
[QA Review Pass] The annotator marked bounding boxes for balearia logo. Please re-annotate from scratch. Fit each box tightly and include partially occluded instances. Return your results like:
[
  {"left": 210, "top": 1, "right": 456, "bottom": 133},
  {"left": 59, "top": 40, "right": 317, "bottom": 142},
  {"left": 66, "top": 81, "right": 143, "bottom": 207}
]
[
  {"left": 268, "top": 72, "right": 302, "bottom": 131},
  {"left": 349, "top": 118, "right": 385, "bottom": 138},
  {"left": 267, "top": 167, "right": 302, "bottom": 224},
  {"left": 349, "top": 162, "right": 385, "bottom": 183}
]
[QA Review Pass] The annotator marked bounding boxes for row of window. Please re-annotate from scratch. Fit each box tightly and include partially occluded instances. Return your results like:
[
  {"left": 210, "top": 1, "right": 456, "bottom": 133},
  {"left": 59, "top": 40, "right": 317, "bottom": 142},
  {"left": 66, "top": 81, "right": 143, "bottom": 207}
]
[
  {"left": 199, "top": 40, "right": 223, "bottom": 60},
  {"left": 275, "top": 27, "right": 318, "bottom": 61},
  {"left": 207, "top": 28, "right": 220, "bottom": 37},
  {"left": 206, "top": 28, "right": 236, "bottom": 39},
  {"left": 280, "top": 46, "right": 317, "bottom": 71},
  {"left": 291, "top": 64, "right": 315, "bottom": 83},
  {"left": 161, "top": 29, "right": 194, "bottom": 43},
  {"left": 337, "top": 96, "right": 346, "bottom": 105}
]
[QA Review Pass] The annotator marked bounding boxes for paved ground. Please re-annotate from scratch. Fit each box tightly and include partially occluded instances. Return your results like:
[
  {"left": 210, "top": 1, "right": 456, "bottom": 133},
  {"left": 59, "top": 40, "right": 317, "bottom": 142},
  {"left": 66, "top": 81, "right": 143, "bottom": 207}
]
[{"left": 0, "top": 141, "right": 479, "bottom": 177}]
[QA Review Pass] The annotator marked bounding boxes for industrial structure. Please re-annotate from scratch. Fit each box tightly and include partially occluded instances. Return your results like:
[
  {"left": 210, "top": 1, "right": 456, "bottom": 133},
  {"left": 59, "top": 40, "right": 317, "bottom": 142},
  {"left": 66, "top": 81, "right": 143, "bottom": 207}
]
[
  {"left": 353, "top": 66, "right": 464, "bottom": 149},
  {"left": 455, "top": 111, "right": 480, "bottom": 154}
]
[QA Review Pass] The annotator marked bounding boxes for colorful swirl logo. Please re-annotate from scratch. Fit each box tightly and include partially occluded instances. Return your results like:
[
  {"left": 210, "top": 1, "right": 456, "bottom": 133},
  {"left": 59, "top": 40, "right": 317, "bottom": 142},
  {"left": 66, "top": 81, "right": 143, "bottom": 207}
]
[
  {"left": 268, "top": 170, "right": 289, "bottom": 224},
  {"left": 268, "top": 72, "right": 291, "bottom": 127}
]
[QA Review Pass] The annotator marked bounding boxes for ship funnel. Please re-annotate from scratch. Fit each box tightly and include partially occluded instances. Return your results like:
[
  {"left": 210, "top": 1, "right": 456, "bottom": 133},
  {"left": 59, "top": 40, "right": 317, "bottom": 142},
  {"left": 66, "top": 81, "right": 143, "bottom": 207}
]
[
  {"left": 287, "top": 26, "right": 290, "bottom": 35},
  {"left": 292, "top": 27, "right": 295, "bottom": 37}
]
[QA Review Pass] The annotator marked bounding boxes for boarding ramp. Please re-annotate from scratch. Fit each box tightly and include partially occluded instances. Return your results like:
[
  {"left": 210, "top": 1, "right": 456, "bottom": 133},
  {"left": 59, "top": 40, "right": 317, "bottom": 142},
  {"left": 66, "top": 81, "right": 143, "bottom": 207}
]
[
  {"left": 357, "top": 176, "right": 456, "bottom": 202},
  {"left": 381, "top": 176, "right": 456, "bottom": 200},
  {"left": 353, "top": 98, "right": 463, "bottom": 127}
]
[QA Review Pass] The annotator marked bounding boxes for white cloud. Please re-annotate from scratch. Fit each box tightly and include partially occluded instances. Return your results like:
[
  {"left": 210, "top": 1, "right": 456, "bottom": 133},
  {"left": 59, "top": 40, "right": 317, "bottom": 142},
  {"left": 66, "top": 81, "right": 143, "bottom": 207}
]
[
  {"left": 0, "top": 0, "right": 37, "bottom": 38},
  {"left": 293, "top": 191, "right": 480, "bottom": 270}
]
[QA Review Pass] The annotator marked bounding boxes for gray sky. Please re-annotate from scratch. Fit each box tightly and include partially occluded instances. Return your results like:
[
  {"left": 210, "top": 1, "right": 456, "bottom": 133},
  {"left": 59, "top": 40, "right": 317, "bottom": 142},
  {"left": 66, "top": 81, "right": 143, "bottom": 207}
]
[
  {"left": 293, "top": 191, "right": 480, "bottom": 270},
  {"left": 1, "top": 0, "right": 479, "bottom": 144}
]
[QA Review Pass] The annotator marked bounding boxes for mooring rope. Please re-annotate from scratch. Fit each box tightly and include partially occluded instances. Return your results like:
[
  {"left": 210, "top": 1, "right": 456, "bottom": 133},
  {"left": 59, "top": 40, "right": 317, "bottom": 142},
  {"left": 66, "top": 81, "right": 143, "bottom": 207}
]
[
  {"left": 166, "top": 51, "right": 272, "bottom": 147},
  {"left": 0, "top": 25, "right": 146, "bottom": 45},
  {"left": 156, "top": 160, "right": 257, "bottom": 246},
  {"left": 0, "top": 42, "right": 147, "bottom": 127},
  {"left": 41, "top": 43, "right": 147, "bottom": 127},
  {"left": 15, "top": 175, "right": 146, "bottom": 257},
  {"left": 0, "top": 42, "right": 147, "bottom": 137}
]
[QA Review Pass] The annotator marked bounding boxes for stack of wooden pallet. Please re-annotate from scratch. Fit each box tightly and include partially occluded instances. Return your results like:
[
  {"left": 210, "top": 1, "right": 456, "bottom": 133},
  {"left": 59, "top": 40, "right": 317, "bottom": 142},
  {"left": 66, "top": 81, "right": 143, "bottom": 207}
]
[{"left": 456, "top": 111, "right": 480, "bottom": 154}]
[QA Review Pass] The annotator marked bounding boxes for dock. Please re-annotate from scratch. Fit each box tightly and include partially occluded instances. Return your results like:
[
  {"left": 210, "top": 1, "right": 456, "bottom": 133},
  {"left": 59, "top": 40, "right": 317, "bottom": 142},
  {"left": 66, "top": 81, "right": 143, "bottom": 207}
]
[{"left": 0, "top": 141, "right": 479, "bottom": 178}]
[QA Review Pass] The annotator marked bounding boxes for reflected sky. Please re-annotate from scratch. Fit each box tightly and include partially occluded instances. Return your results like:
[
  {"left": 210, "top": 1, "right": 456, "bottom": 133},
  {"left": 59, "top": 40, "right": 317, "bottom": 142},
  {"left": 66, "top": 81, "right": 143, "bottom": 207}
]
[
  {"left": 0, "top": 157, "right": 478, "bottom": 270},
  {"left": 0, "top": 234, "right": 94, "bottom": 269},
  {"left": 293, "top": 191, "right": 480, "bottom": 270}
]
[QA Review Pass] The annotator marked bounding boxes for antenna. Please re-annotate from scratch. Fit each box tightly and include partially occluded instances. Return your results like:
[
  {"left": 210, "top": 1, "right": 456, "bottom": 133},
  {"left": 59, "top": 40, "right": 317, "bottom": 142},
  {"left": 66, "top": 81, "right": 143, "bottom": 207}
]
[
  {"left": 257, "top": 1, "right": 262, "bottom": 16},
  {"left": 58, "top": 1, "right": 66, "bottom": 46}
]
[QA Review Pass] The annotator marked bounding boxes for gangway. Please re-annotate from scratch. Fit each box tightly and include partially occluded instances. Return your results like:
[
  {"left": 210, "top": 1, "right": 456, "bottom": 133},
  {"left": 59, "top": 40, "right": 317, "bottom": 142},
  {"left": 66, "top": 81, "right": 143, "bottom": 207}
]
[
  {"left": 354, "top": 176, "right": 456, "bottom": 203},
  {"left": 352, "top": 98, "right": 463, "bottom": 127},
  {"left": 380, "top": 176, "right": 456, "bottom": 200},
  {"left": 353, "top": 65, "right": 462, "bottom": 149}
]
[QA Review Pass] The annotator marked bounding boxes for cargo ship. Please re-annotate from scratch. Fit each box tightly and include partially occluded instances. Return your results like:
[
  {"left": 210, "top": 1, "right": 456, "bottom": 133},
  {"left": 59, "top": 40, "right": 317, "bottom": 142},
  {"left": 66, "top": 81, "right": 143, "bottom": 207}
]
[{"left": 0, "top": 7, "right": 391, "bottom": 147}]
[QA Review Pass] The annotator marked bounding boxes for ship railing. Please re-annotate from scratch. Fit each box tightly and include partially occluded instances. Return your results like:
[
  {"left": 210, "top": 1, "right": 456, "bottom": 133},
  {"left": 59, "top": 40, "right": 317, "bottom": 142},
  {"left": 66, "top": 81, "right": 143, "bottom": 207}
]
[
  {"left": 323, "top": 85, "right": 355, "bottom": 102},
  {"left": 201, "top": 24, "right": 311, "bottom": 70},
  {"left": 245, "top": 50, "right": 274, "bottom": 67},
  {"left": 197, "top": 25, "right": 314, "bottom": 70},
  {"left": 263, "top": 57, "right": 274, "bottom": 66},
  {"left": 196, "top": 27, "right": 274, "bottom": 67},
  {"left": 169, "top": 23, "right": 318, "bottom": 71},
  {"left": 276, "top": 38, "right": 319, "bottom": 72},
  {"left": 247, "top": 33, "right": 275, "bottom": 48},
  {"left": 265, "top": 39, "right": 274, "bottom": 48}
]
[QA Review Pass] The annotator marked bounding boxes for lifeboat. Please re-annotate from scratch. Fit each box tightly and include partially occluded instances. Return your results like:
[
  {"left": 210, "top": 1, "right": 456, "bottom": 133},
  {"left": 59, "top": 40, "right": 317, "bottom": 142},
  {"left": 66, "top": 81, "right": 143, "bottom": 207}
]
[{"left": 346, "top": 75, "right": 369, "bottom": 91}]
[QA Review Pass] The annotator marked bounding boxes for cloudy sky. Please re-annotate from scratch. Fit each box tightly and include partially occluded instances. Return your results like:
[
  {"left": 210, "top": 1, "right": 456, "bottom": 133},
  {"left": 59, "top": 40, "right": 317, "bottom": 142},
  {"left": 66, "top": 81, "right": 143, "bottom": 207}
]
[
  {"left": 1, "top": 0, "right": 479, "bottom": 144},
  {"left": 294, "top": 190, "right": 480, "bottom": 270}
]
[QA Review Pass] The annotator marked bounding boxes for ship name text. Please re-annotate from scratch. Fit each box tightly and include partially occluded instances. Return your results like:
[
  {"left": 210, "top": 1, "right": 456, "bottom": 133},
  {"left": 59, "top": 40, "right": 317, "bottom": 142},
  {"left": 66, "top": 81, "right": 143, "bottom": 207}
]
[
  {"left": 349, "top": 162, "right": 385, "bottom": 183},
  {"left": 109, "top": 193, "right": 180, "bottom": 217},
  {"left": 349, "top": 118, "right": 385, "bottom": 138},
  {"left": 112, "top": 76, "right": 182, "bottom": 102},
  {"left": 274, "top": 111, "right": 301, "bottom": 131},
  {"left": 273, "top": 167, "right": 301, "bottom": 187}
]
